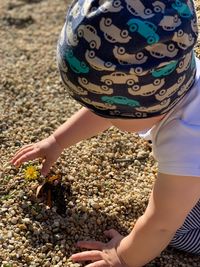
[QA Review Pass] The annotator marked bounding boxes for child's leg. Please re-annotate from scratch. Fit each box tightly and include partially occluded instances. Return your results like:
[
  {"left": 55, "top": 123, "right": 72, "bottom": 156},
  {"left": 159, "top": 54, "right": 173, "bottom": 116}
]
[{"left": 169, "top": 200, "right": 200, "bottom": 254}]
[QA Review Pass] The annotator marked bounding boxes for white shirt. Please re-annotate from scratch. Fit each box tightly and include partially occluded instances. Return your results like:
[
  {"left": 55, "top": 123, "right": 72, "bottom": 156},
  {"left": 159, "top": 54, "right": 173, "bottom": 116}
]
[{"left": 140, "top": 58, "right": 200, "bottom": 177}]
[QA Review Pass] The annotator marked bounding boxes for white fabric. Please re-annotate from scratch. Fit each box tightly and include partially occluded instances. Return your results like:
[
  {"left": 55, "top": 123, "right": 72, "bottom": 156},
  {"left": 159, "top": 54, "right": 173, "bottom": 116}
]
[{"left": 140, "top": 57, "right": 200, "bottom": 177}]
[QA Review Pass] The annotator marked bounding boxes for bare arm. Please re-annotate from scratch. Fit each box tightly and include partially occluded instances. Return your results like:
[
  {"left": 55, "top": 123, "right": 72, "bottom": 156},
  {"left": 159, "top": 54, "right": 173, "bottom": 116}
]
[
  {"left": 117, "top": 173, "right": 200, "bottom": 267},
  {"left": 11, "top": 107, "right": 111, "bottom": 175},
  {"left": 72, "top": 173, "right": 200, "bottom": 266},
  {"left": 53, "top": 107, "right": 112, "bottom": 149}
]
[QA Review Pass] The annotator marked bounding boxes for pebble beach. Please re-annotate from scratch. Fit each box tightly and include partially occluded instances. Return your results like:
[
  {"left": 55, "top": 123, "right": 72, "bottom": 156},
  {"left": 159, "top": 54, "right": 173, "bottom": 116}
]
[{"left": 1, "top": 0, "right": 200, "bottom": 266}]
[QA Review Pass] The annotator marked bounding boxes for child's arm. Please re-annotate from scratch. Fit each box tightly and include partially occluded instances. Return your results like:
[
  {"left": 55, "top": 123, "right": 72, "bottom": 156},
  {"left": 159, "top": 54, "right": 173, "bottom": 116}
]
[
  {"left": 52, "top": 106, "right": 111, "bottom": 149},
  {"left": 11, "top": 107, "right": 111, "bottom": 176},
  {"left": 72, "top": 173, "right": 200, "bottom": 266},
  {"left": 116, "top": 173, "right": 200, "bottom": 266}
]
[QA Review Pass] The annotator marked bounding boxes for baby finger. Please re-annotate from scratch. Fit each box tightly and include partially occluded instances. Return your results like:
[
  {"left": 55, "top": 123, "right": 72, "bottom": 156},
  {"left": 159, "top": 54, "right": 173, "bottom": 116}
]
[
  {"left": 85, "top": 260, "right": 108, "bottom": 267},
  {"left": 11, "top": 146, "right": 35, "bottom": 165},
  {"left": 12, "top": 144, "right": 33, "bottom": 157},
  {"left": 14, "top": 149, "right": 41, "bottom": 166},
  {"left": 71, "top": 250, "right": 102, "bottom": 262}
]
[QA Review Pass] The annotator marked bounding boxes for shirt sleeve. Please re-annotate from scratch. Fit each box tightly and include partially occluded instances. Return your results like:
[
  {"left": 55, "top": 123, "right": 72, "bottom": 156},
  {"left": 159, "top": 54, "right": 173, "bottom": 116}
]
[{"left": 152, "top": 118, "right": 200, "bottom": 177}]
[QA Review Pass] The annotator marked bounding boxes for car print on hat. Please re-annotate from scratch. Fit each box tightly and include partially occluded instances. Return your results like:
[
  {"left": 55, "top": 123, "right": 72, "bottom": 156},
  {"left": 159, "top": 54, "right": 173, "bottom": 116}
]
[
  {"left": 65, "top": 49, "right": 89, "bottom": 74},
  {"left": 101, "top": 96, "right": 140, "bottom": 107},
  {"left": 58, "top": 0, "right": 198, "bottom": 118},
  {"left": 100, "top": 17, "right": 132, "bottom": 43},
  {"left": 172, "top": 0, "right": 193, "bottom": 18},
  {"left": 152, "top": 61, "right": 178, "bottom": 77},
  {"left": 127, "top": 18, "right": 159, "bottom": 45}
]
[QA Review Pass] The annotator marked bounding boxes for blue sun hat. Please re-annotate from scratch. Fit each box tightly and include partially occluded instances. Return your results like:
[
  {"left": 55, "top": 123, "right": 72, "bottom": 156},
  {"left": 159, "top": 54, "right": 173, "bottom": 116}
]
[{"left": 57, "top": 0, "right": 198, "bottom": 119}]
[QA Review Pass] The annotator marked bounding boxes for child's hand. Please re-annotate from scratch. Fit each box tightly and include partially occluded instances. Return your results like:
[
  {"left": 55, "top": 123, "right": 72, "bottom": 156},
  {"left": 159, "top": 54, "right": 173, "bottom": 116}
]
[
  {"left": 71, "top": 229, "right": 127, "bottom": 267},
  {"left": 11, "top": 135, "right": 63, "bottom": 177}
]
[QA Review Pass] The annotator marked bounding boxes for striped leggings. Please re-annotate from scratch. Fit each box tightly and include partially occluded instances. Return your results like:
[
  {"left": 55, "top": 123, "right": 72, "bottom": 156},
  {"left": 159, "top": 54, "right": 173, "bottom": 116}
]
[{"left": 169, "top": 200, "right": 200, "bottom": 254}]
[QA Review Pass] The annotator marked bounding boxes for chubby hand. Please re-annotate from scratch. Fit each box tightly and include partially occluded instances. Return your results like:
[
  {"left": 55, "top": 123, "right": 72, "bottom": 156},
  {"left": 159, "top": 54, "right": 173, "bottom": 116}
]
[
  {"left": 71, "top": 229, "right": 127, "bottom": 267},
  {"left": 11, "top": 135, "right": 63, "bottom": 176}
]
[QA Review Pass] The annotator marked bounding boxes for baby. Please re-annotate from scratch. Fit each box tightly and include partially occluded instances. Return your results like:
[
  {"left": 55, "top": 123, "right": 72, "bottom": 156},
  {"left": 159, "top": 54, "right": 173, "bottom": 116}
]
[{"left": 12, "top": 0, "right": 200, "bottom": 266}]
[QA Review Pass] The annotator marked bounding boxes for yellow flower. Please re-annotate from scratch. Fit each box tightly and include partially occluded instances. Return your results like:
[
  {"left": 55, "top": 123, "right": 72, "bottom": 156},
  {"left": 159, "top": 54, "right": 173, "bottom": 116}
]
[{"left": 24, "top": 165, "right": 39, "bottom": 180}]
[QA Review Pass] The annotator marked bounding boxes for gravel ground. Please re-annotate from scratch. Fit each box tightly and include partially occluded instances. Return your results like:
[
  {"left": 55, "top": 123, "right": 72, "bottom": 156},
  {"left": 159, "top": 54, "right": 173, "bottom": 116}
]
[{"left": 1, "top": 0, "right": 200, "bottom": 266}]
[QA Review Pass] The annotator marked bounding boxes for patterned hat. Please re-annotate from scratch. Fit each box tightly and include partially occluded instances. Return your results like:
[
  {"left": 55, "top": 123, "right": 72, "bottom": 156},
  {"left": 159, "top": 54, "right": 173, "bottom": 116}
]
[{"left": 57, "top": 0, "right": 198, "bottom": 119}]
